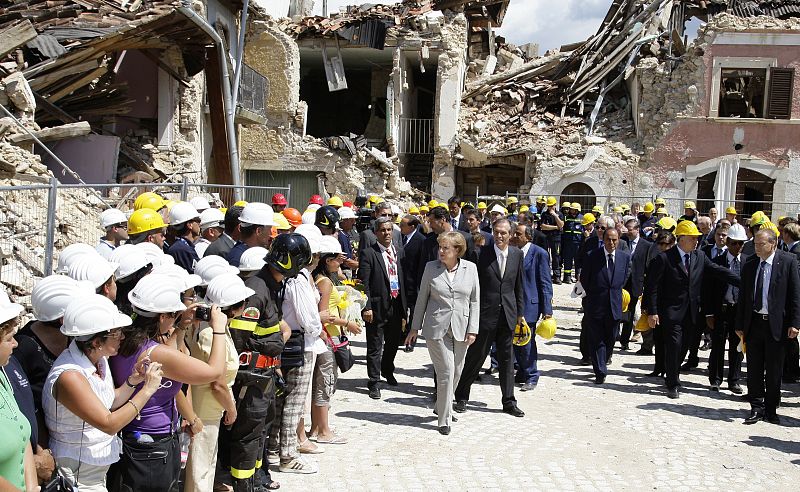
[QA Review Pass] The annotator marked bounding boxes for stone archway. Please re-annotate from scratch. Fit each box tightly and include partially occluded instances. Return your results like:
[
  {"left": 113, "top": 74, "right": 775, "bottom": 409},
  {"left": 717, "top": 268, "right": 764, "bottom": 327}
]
[{"left": 561, "top": 182, "right": 596, "bottom": 213}]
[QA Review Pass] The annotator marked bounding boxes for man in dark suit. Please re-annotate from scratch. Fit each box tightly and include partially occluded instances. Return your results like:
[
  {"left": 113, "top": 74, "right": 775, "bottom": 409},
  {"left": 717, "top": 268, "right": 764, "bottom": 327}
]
[
  {"left": 447, "top": 196, "right": 470, "bottom": 232},
  {"left": 359, "top": 217, "right": 408, "bottom": 399},
  {"left": 465, "top": 209, "right": 493, "bottom": 249},
  {"left": 736, "top": 229, "right": 800, "bottom": 424},
  {"left": 702, "top": 224, "right": 728, "bottom": 260},
  {"left": 581, "top": 228, "right": 631, "bottom": 383},
  {"left": 703, "top": 223, "right": 749, "bottom": 393},
  {"left": 400, "top": 214, "right": 426, "bottom": 330},
  {"left": 644, "top": 221, "right": 739, "bottom": 399},
  {"left": 203, "top": 205, "right": 243, "bottom": 259},
  {"left": 417, "top": 207, "right": 478, "bottom": 280},
  {"left": 619, "top": 218, "right": 649, "bottom": 350},
  {"left": 358, "top": 202, "right": 402, "bottom": 256},
  {"left": 454, "top": 218, "right": 526, "bottom": 417},
  {"left": 781, "top": 222, "right": 800, "bottom": 383}
]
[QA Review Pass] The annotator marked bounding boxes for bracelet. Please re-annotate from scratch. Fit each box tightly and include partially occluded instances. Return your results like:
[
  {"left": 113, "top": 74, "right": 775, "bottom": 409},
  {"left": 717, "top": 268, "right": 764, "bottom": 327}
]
[
  {"left": 125, "top": 376, "right": 137, "bottom": 388},
  {"left": 127, "top": 399, "right": 141, "bottom": 420},
  {"left": 212, "top": 331, "right": 226, "bottom": 336}
]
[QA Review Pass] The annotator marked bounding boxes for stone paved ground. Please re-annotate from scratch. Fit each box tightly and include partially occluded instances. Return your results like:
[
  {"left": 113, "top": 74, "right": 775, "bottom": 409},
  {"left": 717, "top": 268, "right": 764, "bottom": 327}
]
[{"left": 273, "top": 284, "right": 800, "bottom": 490}]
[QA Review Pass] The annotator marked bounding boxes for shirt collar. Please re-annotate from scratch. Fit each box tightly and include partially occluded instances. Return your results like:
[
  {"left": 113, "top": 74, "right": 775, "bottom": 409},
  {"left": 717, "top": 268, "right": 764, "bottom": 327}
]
[
  {"left": 763, "top": 251, "right": 776, "bottom": 266},
  {"left": 521, "top": 242, "right": 531, "bottom": 255},
  {"left": 67, "top": 340, "right": 102, "bottom": 378},
  {"left": 493, "top": 244, "right": 508, "bottom": 258},
  {"left": 604, "top": 247, "right": 615, "bottom": 256},
  {"left": 378, "top": 242, "right": 392, "bottom": 253},
  {"left": 405, "top": 229, "right": 416, "bottom": 241},
  {"left": 676, "top": 245, "right": 692, "bottom": 258},
  {"left": 726, "top": 251, "right": 740, "bottom": 263}
]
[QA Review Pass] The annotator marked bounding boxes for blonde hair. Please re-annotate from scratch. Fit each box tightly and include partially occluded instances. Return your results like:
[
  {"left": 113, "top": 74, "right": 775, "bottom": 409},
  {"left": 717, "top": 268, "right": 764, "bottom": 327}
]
[{"left": 437, "top": 231, "right": 467, "bottom": 258}]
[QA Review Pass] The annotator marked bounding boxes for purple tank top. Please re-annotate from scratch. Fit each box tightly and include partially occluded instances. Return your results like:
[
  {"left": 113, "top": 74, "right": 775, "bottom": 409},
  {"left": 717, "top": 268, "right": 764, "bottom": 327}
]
[{"left": 110, "top": 340, "right": 181, "bottom": 434}]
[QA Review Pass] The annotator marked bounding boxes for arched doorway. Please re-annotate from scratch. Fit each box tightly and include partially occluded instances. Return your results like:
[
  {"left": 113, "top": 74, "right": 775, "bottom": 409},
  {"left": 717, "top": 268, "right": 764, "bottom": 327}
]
[
  {"left": 561, "top": 182, "right": 595, "bottom": 213},
  {"left": 697, "top": 168, "right": 775, "bottom": 217}
]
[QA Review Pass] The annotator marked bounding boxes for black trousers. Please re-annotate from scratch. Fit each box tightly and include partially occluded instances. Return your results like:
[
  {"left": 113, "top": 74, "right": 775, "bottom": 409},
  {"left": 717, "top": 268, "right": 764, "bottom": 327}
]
[
  {"left": 746, "top": 318, "right": 785, "bottom": 418},
  {"left": 587, "top": 316, "right": 618, "bottom": 377},
  {"left": 579, "top": 316, "right": 590, "bottom": 360},
  {"left": 709, "top": 305, "right": 742, "bottom": 385},
  {"left": 783, "top": 337, "right": 800, "bottom": 381},
  {"left": 619, "top": 296, "right": 639, "bottom": 347},
  {"left": 680, "top": 316, "right": 702, "bottom": 367},
  {"left": 455, "top": 315, "right": 516, "bottom": 406},
  {"left": 546, "top": 236, "right": 561, "bottom": 277},
  {"left": 652, "top": 324, "right": 665, "bottom": 374},
  {"left": 365, "top": 297, "right": 403, "bottom": 387},
  {"left": 664, "top": 314, "right": 694, "bottom": 389}
]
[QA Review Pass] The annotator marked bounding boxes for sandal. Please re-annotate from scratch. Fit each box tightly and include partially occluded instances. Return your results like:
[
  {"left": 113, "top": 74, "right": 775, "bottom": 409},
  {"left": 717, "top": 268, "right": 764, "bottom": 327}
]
[
  {"left": 316, "top": 434, "right": 348, "bottom": 444},
  {"left": 297, "top": 438, "right": 325, "bottom": 454}
]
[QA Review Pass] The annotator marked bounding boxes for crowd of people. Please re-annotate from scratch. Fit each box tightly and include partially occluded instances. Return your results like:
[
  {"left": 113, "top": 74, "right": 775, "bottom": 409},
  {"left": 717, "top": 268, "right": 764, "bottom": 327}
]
[{"left": 0, "top": 189, "right": 797, "bottom": 492}]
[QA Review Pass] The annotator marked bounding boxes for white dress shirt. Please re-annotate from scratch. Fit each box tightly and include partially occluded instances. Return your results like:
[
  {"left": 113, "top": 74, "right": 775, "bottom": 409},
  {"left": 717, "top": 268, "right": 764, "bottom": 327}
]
[
  {"left": 194, "top": 237, "right": 212, "bottom": 258},
  {"left": 521, "top": 242, "right": 531, "bottom": 257},
  {"left": 404, "top": 229, "right": 418, "bottom": 245},
  {"left": 754, "top": 252, "right": 774, "bottom": 315},
  {"left": 494, "top": 244, "right": 508, "bottom": 277},
  {"left": 283, "top": 269, "right": 325, "bottom": 354},
  {"left": 378, "top": 243, "right": 400, "bottom": 293}
]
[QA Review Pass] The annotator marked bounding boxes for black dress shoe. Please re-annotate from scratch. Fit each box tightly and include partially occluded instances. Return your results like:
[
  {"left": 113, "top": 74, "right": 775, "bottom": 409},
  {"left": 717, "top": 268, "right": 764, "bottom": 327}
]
[
  {"left": 383, "top": 374, "right": 398, "bottom": 386},
  {"left": 580, "top": 357, "right": 591, "bottom": 366},
  {"left": 368, "top": 386, "right": 381, "bottom": 399},
  {"left": 453, "top": 400, "right": 467, "bottom": 413},
  {"left": 667, "top": 387, "right": 680, "bottom": 399},
  {"left": 594, "top": 375, "right": 606, "bottom": 384},
  {"left": 635, "top": 348, "right": 653, "bottom": 356},
  {"left": 503, "top": 405, "right": 525, "bottom": 417},
  {"left": 680, "top": 362, "right": 698, "bottom": 372},
  {"left": 728, "top": 383, "right": 743, "bottom": 394},
  {"left": 743, "top": 411, "right": 764, "bottom": 425},
  {"left": 552, "top": 277, "right": 563, "bottom": 285},
  {"left": 710, "top": 384, "right": 720, "bottom": 392},
  {"left": 620, "top": 344, "right": 630, "bottom": 351},
  {"left": 484, "top": 367, "right": 498, "bottom": 376},
  {"left": 606, "top": 358, "right": 613, "bottom": 366},
  {"left": 646, "top": 371, "right": 664, "bottom": 378},
  {"left": 438, "top": 426, "right": 451, "bottom": 435},
  {"left": 766, "top": 415, "right": 781, "bottom": 425}
]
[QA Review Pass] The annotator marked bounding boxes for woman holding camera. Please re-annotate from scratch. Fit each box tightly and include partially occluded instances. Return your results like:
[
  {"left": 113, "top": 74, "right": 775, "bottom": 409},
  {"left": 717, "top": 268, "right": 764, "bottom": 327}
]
[{"left": 108, "top": 273, "right": 228, "bottom": 491}]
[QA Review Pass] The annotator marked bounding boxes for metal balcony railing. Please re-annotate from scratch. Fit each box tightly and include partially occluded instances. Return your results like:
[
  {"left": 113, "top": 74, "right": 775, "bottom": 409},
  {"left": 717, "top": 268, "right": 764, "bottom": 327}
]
[
  {"left": 398, "top": 117, "right": 434, "bottom": 155},
  {"left": 237, "top": 62, "right": 268, "bottom": 118}
]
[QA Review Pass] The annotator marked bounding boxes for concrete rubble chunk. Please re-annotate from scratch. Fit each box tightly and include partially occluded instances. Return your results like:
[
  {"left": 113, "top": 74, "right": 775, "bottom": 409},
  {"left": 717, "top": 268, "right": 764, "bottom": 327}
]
[{"left": 3, "top": 72, "right": 36, "bottom": 113}]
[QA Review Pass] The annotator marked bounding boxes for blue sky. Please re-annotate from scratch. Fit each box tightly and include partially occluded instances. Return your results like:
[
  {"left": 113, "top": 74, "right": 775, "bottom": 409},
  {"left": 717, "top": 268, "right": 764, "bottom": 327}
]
[{"left": 260, "top": 0, "right": 615, "bottom": 51}]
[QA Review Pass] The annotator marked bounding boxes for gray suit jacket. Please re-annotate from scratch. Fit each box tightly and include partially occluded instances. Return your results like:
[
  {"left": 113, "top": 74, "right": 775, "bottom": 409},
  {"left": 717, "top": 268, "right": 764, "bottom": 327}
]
[{"left": 411, "top": 259, "right": 480, "bottom": 341}]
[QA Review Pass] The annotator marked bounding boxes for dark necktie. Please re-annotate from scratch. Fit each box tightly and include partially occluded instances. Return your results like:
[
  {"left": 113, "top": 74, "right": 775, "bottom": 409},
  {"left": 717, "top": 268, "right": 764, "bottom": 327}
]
[
  {"left": 754, "top": 260, "right": 766, "bottom": 312},
  {"left": 402, "top": 234, "right": 409, "bottom": 246},
  {"left": 607, "top": 253, "right": 614, "bottom": 279},
  {"left": 683, "top": 253, "right": 690, "bottom": 275},
  {"left": 451, "top": 218, "right": 457, "bottom": 230}
]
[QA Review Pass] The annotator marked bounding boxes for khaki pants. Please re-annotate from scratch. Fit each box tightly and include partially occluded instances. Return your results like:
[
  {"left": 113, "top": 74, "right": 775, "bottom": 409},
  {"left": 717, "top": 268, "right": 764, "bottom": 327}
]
[
  {"left": 427, "top": 328, "right": 469, "bottom": 427},
  {"left": 57, "top": 456, "right": 110, "bottom": 492},
  {"left": 185, "top": 418, "right": 222, "bottom": 492}
]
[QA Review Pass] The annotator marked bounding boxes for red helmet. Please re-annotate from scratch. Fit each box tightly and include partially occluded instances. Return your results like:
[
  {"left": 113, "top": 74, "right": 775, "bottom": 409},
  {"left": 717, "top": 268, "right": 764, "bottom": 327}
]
[
  {"left": 309, "top": 194, "right": 323, "bottom": 205},
  {"left": 272, "top": 193, "right": 288, "bottom": 206},
  {"left": 343, "top": 201, "right": 353, "bottom": 208}
]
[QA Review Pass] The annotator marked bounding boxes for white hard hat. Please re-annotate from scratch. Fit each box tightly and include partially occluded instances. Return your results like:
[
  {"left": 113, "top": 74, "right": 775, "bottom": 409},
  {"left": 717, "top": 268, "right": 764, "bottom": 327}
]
[
  {"left": 294, "top": 223, "right": 322, "bottom": 254},
  {"left": 110, "top": 245, "right": 152, "bottom": 281},
  {"left": 238, "top": 246, "right": 268, "bottom": 273},
  {"left": 726, "top": 223, "right": 748, "bottom": 241},
  {"left": 150, "top": 263, "right": 202, "bottom": 292},
  {"left": 100, "top": 208, "right": 128, "bottom": 230},
  {"left": 338, "top": 207, "right": 357, "bottom": 220},
  {"left": 61, "top": 294, "right": 132, "bottom": 339},
  {"left": 128, "top": 274, "right": 186, "bottom": 314},
  {"left": 205, "top": 273, "right": 255, "bottom": 308},
  {"left": 31, "top": 275, "right": 93, "bottom": 322},
  {"left": 318, "top": 235, "right": 343, "bottom": 255},
  {"left": 136, "top": 242, "right": 175, "bottom": 267},
  {"left": 56, "top": 243, "right": 98, "bottom": 274},
  {"left": 489, "top": 204, "right": 506, "bottom": 215},
  {"left": 239, "top": 202, "right": 275, "bottom": 227},
  {"left": 190, "top": 196, "right": 212, "bottom": 213},
  {"left": 301, "top": 210, "right": 316, "bottom": 224},
  {"left": 169, "top": 202, "right": 200, "bottom": 226},
  {"left": 194, "top": 255, "right": 239, "bottom": 286},
  {"left": 199, "top": 208, "right": 225, "bottom": 230},
  {"left": 0, "top": 288, "right": 23, "bottom": 325},
  {"left": 67, "top": 255, "right": 118, "bottom": 289},
  {"left": 390, "top": 204, "right": 401, "bottom": 215}
]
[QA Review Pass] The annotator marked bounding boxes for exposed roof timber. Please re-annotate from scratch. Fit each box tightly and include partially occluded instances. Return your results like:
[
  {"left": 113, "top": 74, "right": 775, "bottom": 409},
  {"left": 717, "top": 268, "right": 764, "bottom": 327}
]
[{"left": 434, "top": 0, "right": 509, "bottom": 26}]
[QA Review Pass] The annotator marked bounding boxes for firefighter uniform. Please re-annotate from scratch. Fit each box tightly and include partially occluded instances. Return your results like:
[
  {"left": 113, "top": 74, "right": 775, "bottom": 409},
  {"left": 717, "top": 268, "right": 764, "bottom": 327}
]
[
  {"left": 561, "top": 212, "right": 584, "bottom": 283},
  {"left": 223, "top": 267, "right": 286, "bottom": 492},
  {"left": 540, "top": 208, "right": 563, "bottom": 283}
]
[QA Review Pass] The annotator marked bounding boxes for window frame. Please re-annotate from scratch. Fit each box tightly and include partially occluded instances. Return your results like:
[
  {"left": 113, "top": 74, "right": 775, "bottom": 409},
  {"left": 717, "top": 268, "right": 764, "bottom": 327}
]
[{"left": 710, "top": 56, "right": 777, "bottom": 118}]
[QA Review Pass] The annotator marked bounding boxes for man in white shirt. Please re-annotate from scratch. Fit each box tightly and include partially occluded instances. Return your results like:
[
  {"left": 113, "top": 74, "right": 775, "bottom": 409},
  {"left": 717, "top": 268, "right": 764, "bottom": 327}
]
[{"left": 96, "top": 208, "right": 128, "bottom": 259}]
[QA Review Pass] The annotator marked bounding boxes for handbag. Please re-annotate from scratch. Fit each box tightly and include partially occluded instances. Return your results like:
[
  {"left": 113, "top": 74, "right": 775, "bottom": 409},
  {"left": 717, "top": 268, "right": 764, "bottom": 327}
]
[
  {"left": 42, "top": 473, "right": 76, "bottom": 492},
  {"left": 280, "top": 330, "right": 305, "bottom": 368},
  {"left": 325, "top": 329, "right": 355, "bottom": 373}
]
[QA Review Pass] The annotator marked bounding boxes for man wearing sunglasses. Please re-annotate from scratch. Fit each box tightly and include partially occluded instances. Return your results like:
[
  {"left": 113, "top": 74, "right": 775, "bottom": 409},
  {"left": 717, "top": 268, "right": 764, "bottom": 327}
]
[{"left": 97, "top": 208, "right": 129, "bottom": 259}]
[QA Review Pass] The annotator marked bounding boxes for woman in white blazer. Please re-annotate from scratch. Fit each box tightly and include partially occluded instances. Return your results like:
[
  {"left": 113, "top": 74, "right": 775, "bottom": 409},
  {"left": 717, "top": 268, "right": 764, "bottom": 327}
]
[{"left": 405, "top": 231, "right": 480, "bottom": 435}]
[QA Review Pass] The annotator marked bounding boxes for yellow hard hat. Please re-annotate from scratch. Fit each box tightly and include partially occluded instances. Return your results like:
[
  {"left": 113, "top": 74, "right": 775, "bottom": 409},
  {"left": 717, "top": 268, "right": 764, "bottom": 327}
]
[
  {"left": 621, "top": 204, "right": 630, "bottom": 211},
  {"left": 419, "top": 205, "right": 430, "bottom": 213},
  {"left": 763, "top": 220, "right": 779, "bottom": 235},
  {"left": 477, "top": 202, "right": 487, "bottom": 210},
  {"left": 506, "top": 196, "right": 519, "bottom": 205},
  {"left": 656, "top": 207, "right": 667, "bottom": 215},
  {"left": 546, "top": 197, "right": 557, "bottom": 207},
  {"left": 684, "top": 201, "right": 696, "bottom": 210},
  {"left": 234, "top": 200, "right": 248, "bottom": 207},
  {"left": 657, "top": 217, "right": 677, "bottom": 232},
  {"left": 643, "top": 202, "right": 655, "bottom": 213},
  {"left": 519, "top": 205, "right": 530, "bottom": 213},
  {"left": 536, "top": 318, "right": 557, "bottom": 340},
  {"left": 655, "top": 198, "right": 666, "bottom": 206},
  {"left": 327, "top": 196, "right": 344, "bottom": 207},
  {"left": 220, "top": 207, "right": 228, "bottom": 214},
  {"left": 134, "top": 192, "right": 166, "bottom": 212},
  {"left": 581, "top": 213, "right": 596, "bottom": 226},
  {"left": 635, "top": 313, "right": 652, "bottom": 332},
  {"left": 408, "top": 206, "right": 420, "bottom": 215},
  {"left": 561, "top": 201, "right": 571, "bottom": 208},
  {"left": 750, "top": 211, "right": 766, "bottom": 226},
  {"left": 613, "top": 206, "right": 623, "bottom": 213},
  {"left": 513, "top": 319, "right": 532, "bottom": 346},
  {"left": 536, "top": 196, "right": 546, "bottom": 204},
  {"left": 725, "top": 206, "right": 737, "bottom": 215},
  {"left": 428, "top": 199, "right": 438, "bottom": 208},
  {"left": 621, "top": 289, "right": 631, "bottom": 313},
  {"left": 128, "top": 208, "right": 166, "bottom": 235},
  {"left": 675, "top": 220, "right": 702, "bottom": 237},
  {"left": 570, "top": 202, "right": 581, "bottom": 211},
  {"left": 274, "top": 213, "right": 292, "bottom": 231},
  {"left": 592, "top": 205, "right": 603, "bottom": 214},
  {"left": 374, "top": 197, "right": 385, "bottom": 204}
]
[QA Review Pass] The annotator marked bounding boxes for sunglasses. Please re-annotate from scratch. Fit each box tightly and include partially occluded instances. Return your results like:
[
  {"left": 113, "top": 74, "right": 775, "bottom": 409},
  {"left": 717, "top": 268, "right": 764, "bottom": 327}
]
[
  {"left": 657, "top": 241, "right": 673, "bottom": 246},
  {"left": 105, "top": 328, "right": 124, "bottom": 339},
  {"left": 598, "top": 226, "right": 607, "bottom": 231}
]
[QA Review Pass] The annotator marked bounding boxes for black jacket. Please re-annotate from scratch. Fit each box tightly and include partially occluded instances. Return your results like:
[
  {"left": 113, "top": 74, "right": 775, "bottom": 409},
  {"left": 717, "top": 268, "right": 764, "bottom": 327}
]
[
  {"left": 416, "top": 230, "right": 478, "bottom": 289},
  {"left": 203, "top": 233, "right": 236, "bottom": 260},
  {"left": 359, "top": 243, "right": 408, "bottom": 324},
  {"left": 702, "top": 252, "right": 750, "bottom": 316},
  {"left": 625, "top": 238, "right": 652, "bottom": 298},
  {"left": 401, "top": 230, "right": 426, "bottom": 307},
  {"left": 581, "top": 247, "right": 631, "bottom": 321},
  {"left": 476, "top": 244, "right": 524, "bottom": 330},
  {"left": 736, "top": 250, "right": 800, "bottom": 342}
]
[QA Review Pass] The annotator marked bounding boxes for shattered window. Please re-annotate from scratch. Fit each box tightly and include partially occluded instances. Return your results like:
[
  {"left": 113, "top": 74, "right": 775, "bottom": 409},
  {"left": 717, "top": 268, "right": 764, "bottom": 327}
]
[{"left": 718, "top": 68, "right": 766, "bottom": 118}]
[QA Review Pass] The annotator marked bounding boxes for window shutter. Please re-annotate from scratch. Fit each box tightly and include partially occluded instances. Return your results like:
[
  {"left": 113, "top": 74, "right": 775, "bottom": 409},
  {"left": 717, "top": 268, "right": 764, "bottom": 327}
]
[{"left": 767, "top": 67, "right": 794, "bottom": 119}]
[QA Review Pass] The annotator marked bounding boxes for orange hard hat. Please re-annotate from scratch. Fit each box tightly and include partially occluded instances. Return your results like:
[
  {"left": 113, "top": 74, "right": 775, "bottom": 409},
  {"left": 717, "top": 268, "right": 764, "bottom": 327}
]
[{"left": 282, "top": 207, "right": 302, "bottom": 227}]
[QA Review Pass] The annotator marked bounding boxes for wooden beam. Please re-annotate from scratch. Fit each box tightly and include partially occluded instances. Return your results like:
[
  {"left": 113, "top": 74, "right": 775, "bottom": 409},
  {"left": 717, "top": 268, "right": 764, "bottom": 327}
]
[
  {"left": 46, "top": 66, "right": 107, "bottom": 103},
  {"left": 0, "top": 20, "right": 37, "bottom": 59},
  {"left": 204, "top": 50, "right": 233, "bottom": 189},
  {"left": 8, "top": 121, "right": 91, "bottom": 144},
  {"left": 141, "top": 49, "right": 190, "bottom": 88},
  {"left": 28, "top": 58, "right": 103, "bottom": 90}
]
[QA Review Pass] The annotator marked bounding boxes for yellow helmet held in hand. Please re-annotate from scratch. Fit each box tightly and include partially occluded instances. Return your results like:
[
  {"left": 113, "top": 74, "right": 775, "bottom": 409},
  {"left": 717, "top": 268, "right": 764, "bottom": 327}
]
[
  {"left": 675, "top": 220, "right": 702, "bottom": 237},
  {"left": 621, "top": 289, "right": 631, "bottom": 313},
  {"left": 128, "top": 208, "right": 166, "bottom": 235},
  {"left": 635, "top": 314, "right": 651, "bottom": 332},
  {"left": 513, "top": 319, "right": 532, "bottom": 346},
  {"left": 536, "top": 318, "right": 557, "bottom": 340},
  {"left": 134, "top": 192, "right": 166, "bottom": 212},
  {"left": 581, "top": 213, "right": 596, "bottom": 226}
]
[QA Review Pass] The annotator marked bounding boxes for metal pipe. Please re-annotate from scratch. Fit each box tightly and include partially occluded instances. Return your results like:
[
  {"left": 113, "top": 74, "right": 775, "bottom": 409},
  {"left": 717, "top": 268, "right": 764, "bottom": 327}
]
[
  {"left": 230, "top": 0, "right": 250, "bottom": 110},
  {"left": 44, "top": 176, "right": 57, "bottom": 275},
  {"left": 178, "top": 2, "right": 243, "bottom": 201}
]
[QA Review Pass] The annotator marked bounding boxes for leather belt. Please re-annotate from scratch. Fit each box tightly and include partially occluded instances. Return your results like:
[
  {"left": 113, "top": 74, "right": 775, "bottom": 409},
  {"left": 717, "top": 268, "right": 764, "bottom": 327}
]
[{"left": 753, "top": 313, "right": 769, "bottom": 321}]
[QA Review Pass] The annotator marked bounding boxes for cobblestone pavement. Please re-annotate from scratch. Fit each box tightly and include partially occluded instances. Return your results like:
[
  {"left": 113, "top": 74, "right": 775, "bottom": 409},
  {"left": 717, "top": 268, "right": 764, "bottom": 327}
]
[{"left": 273, "top": 285, "right": 800, "bottom": 490}]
